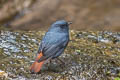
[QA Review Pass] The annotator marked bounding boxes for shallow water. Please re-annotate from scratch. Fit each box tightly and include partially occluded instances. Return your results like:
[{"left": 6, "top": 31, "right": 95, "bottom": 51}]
[{"left": 0, "top": 30, "right": 120, "bottom": 80}]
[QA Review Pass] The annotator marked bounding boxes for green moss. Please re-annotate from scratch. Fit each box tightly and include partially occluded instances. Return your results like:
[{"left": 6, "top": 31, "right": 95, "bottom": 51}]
[{"left": 114, "top": 77, "right": 120, "bottom": 80}]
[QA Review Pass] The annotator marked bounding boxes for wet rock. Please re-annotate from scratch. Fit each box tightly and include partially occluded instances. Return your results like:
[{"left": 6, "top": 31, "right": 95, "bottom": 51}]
[{"left": 0, "top": 30, "right": 120, "bottom": 80}]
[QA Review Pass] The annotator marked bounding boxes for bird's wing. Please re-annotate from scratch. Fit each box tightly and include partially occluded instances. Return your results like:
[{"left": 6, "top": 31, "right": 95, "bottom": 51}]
[{"left": 37, "top": 32, "right": 69, "bottom": 62}]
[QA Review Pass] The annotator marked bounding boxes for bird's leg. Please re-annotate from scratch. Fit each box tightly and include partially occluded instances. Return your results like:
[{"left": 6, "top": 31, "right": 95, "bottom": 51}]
[
  {"left": 50, "top": 59, "right": 52, "bottom": 63},
  {"left": 57, "top": 58, "right": 66, "bottom": 65},
  {"left": 44, "top": 57, "right": 52, "bottom": 64},
  {"left": 57, "top": 58, "right": 66, "bottom": 68}
]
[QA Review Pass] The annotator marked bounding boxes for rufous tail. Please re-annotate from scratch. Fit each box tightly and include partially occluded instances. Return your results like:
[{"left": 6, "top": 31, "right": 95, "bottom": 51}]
[{"left": 30, "top": 52, "right": 44, "bottom": 73}]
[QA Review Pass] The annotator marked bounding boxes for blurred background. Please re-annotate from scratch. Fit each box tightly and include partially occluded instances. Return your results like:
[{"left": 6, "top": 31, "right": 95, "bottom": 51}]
[{"left": 0, "top": 0, "right": 120, "bottom": 31}]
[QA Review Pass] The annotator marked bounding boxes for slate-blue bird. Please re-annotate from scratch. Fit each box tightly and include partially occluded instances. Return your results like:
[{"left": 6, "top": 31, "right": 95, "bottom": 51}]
[{"left": 30, "top": 20, "right": 72, "bottom": 73}]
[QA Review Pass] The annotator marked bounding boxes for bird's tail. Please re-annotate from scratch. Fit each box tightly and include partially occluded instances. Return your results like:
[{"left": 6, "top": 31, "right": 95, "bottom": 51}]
[{"left": 30, "top": 52, "right": 44, "bottom": 73}]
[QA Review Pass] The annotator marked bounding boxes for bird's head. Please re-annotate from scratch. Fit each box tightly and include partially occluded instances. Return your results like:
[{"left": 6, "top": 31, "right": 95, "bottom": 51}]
[
  {"left": 50, "top": 20, "right": 72, "bottom": 32},
  {"left": 53, "top": 20, "right": 72, "bottom": 26}
]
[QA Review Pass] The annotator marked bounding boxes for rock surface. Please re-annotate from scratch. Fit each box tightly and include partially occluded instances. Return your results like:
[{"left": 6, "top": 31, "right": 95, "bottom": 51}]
[{"left": 0, "top": 30, "right": 120, "bottom": 80}]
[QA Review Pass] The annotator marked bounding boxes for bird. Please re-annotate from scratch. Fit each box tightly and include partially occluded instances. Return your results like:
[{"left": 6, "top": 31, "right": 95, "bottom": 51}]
[{"left": 30, "top": 20, "right": 72, "bottom": 73}]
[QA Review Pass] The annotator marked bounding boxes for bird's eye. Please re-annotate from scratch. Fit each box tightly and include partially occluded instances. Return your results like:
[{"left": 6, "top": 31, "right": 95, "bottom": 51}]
[
  {"left": 61, "top": 24, "right": 67, "bottom": 27},
  {"left": 60, "top": 24, "right": 65, "bottom": 27},
  {"left": 61, "top": 24, "right": 65, "bottom": 26}
]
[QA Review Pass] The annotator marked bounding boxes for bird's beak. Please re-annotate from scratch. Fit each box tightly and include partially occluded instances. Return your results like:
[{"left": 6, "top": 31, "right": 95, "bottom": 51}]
[{"left": 68, "top": 21, "right": 72, "bottom": 25}]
